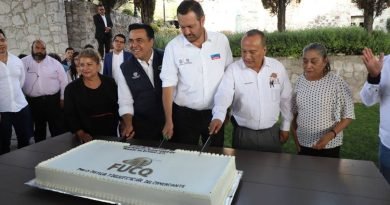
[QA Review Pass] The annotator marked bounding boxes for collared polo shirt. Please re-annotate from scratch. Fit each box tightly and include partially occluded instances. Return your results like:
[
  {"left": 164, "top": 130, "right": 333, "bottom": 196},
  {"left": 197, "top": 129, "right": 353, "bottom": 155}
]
[{"left": 160, "top": 31, "right": 233, "bottom": 110}]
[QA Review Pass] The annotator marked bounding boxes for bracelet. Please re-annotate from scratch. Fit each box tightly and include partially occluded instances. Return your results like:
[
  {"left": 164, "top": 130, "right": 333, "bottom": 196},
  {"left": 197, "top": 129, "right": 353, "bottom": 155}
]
[{"left": 330, "top": 129, "right": 337, "bottom": 138}]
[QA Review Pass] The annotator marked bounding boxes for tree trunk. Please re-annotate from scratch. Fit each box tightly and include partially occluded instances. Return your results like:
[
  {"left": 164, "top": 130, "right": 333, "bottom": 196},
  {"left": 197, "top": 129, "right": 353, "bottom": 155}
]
[
  {"left": 363, "top": 5, "right": 374, "bottom": 33},
  {"left": 277, "top": 0, "right": 286, "bottom": 32},
  {"left": 140, "top": 0, "right": 156, "bottom": 24}
]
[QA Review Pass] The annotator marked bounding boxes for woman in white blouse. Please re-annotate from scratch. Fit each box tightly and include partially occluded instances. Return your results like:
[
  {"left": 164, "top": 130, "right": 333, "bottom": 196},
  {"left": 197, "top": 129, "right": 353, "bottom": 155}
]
[{"left": 291, "top": 43, "right": 355, "bottom": 158}]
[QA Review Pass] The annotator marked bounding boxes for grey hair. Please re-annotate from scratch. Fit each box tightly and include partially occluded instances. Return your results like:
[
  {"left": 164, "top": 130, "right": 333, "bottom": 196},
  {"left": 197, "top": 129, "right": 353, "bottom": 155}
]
[{"left": 303, "top": 42, "right": 331, "bottom": 74}]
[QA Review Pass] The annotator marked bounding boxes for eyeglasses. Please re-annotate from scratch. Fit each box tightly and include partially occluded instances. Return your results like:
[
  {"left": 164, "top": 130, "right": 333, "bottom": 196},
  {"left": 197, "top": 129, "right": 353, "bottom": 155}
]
[{"left": 114, "top": 40, "right": 125, "bottom": 44}]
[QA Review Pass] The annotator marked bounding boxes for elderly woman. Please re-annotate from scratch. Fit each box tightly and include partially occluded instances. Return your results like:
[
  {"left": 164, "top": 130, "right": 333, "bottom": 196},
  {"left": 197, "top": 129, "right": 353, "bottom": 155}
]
[
  {"left": 64, "top": 49, "right": 119, "bottom": 143},
  {"left": 291, "top": 43, "right": 355, "bottom": 158}
]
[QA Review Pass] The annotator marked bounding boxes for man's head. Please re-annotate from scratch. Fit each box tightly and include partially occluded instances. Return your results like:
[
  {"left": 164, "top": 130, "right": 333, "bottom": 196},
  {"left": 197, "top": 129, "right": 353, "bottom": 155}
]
[
  {"left": 0, "top": 29, "right": 7, "bottom": 55},
  {"left": 112, "top": 34, "right": 126, "bottom": 53},
  {"left": 241, "top": 29, "right": 267, "bottom": 71},
  {"left": 97, "top": 4, "right": 105, "bottom": 15},
  {"left": 128, "top": 23, "right": 154, "bottom": 62},
  {"left": 31, "top": 40, "right": 47, "bottom": 62},
  {"left": 65, "top": 47, "right": 74, "bottom": 60},
  {"left": 177, "top": 0, "right": 205, "bottom": 44}
]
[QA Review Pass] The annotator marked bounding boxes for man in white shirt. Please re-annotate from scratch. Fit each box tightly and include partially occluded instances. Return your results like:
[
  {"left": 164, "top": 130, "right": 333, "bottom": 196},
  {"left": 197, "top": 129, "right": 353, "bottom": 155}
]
[
  {"left": 103, "top": 34, "right": 132, "bottom": 79},
  {"left": 160, "top": 0, "right": 233, "bottom": 147},
  {"left": 0, "top": 29, "right": 33, "bottom": 154},
  {"left": 209, "top": 29, "right": 293, "bottom": 152},
  {"left": 117, "top": 23, "right": 164, "bottom": 141},
  {"left": 360, "top": 47, "right": 390, "bottom": 183}
]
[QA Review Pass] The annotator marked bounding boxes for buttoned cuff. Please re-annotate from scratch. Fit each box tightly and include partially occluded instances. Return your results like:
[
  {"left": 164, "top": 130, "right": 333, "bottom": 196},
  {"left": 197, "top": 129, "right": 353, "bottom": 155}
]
[
  {"left": 280, "top": 120, "right": 291, "bottom": 131},
  {"left": 367, "top": 73, "right": 381, "bottom": 84},
  {"left": 119, "top": 106, "right": 134, "bottom": 117},
  {"left": 212, "top": 111, "right": 226, "bottom": 123}
]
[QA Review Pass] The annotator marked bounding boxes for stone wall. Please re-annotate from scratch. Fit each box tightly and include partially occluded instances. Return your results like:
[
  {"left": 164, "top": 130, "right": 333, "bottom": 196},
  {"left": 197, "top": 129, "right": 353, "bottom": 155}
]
[
  {"left": 64, "top": 1, "right": 140, "bottom": 52},
  {"left": 0, "top": 0, "right": 69, "bottom": 56},
  {"left": 276, "top": 56, "right": 367, "bottom": 103},
  {"left": 0, "top": 0, "right": 140, "bottom": 57}
]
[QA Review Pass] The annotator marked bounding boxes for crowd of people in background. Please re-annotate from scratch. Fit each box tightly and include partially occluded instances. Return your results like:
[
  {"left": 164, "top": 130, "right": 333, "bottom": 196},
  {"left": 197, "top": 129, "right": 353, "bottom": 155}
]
[{"left": 0, "top": 0, "right": 389, "bottom": 184}]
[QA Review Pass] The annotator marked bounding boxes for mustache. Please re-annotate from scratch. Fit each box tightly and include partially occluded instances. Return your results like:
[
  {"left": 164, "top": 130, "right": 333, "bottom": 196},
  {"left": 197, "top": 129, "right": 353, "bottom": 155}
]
[{"left": 32, "top": 52, "right": 46, "bottom": 61}]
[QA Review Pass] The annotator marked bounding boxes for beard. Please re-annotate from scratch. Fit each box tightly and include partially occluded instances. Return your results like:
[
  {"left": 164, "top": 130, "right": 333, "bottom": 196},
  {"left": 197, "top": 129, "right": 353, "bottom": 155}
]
[{"left": 32, "top": 51, "right": 46, "bottom": 61}]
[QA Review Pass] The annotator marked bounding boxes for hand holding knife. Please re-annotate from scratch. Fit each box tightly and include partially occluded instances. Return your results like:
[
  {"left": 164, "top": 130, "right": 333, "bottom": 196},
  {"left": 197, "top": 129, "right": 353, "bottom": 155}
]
[{"left": 199, "top": 135, "right": 213, "bottom": 156}]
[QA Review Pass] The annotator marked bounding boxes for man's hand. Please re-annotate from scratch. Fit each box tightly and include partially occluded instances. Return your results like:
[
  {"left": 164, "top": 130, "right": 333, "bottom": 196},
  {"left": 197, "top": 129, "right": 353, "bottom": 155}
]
[
  {"left": 162, "top": 121, "right": 174, "bottom": 140},
  {"left": 76, "top": 130, "right": 93, "bottom": 143},
  {"left": 361, "top": 47, "right": 384, "bottom": 78},
  {"left": 209, "top": 119, "right": 223, "bottom": 135},
  {"left": 121, "top": 114, "right": 135, "bottom": 140},
  {"left": 279, "top": 130, "right": 289, "bottom": 143},
  {"left": 60, "top": 100, "right": 64, "bottom": 109}
]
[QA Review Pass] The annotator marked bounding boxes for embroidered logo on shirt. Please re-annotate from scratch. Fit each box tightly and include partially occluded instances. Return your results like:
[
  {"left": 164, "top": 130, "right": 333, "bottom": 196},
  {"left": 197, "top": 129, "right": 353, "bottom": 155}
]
[
  {"left": 210, "top": 53, "right": 221, "bottom": 60},
  {"left": 269, "top": 73, "right": 280, "bottom": 88},
  {"left": 178, "top": 58, "right": 192, "bottom": 66},
  {"left": 132, "top": 72, "right": 141, "bottom": 79}
]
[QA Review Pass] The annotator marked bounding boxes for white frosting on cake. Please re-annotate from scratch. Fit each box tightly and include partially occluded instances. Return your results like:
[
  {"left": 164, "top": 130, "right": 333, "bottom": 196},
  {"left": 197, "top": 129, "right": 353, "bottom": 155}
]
[{"left": 35, "top": 140, "right": 237, "bottom": 205}]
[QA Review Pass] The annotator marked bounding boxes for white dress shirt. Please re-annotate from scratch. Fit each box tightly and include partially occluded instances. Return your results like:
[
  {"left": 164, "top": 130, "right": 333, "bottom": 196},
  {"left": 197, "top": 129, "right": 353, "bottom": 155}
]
[
  {"left": 137, "top": 52, "right": 154, "bottom": 87},
  {"left": 0, "top": 52, "right": 28, "bottom": 112},
  {"left": 212, "top": 58, "right": 293, "bottom": 131},
  {"left": 116, "top": 51, "right": 155, "bottom": 116},
  {"left": 101, "top": 15, "right": 108, "bottom": 27},
  {"left": 112, "top": 50, "right": 124, "bottom": 81},
  {"left": 160, "top": 31, "right": 233, "bottom": 110},
  {"left": 22, "top": 55, "right": 68, "bottom": 99},
  {"left": 360, "top": 55, "right": 390, "bottom": 148}
]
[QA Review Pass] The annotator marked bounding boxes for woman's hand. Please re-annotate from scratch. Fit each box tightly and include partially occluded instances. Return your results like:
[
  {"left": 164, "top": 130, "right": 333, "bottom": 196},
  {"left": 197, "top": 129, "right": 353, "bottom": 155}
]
[{"left": 312, "top": 132, "right": 334, "bottom": 150}]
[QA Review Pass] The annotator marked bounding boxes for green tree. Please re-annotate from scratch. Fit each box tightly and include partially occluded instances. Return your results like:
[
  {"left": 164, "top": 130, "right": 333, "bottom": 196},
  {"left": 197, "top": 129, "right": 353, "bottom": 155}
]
[
  {"left": 261, "top": 0, "right": 301, "bottom": 32},
  {"left": 352, "top": 0, "right": 390, "bottom": 33}
]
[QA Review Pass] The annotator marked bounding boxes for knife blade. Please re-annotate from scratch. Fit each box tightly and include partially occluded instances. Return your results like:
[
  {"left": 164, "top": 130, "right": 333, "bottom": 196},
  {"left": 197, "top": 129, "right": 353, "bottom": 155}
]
[
  {"left": 199, "top": 135, "right": 212, "bottom": 156},
  {"left": 158, "top": 137, "right": 166, "bottom": 148}
]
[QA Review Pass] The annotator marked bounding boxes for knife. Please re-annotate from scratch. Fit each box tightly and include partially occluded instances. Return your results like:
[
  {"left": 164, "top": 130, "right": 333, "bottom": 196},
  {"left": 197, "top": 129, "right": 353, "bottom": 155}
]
[
  {"left": 158, "top": 136, "right": 167, "bottom": 148},
  {"left": 199, "top": 135, "right": 212, "bottom": 156}
]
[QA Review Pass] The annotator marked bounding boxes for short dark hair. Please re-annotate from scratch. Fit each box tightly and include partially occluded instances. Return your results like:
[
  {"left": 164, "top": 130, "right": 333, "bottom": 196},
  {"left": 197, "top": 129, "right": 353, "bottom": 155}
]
[
  {"left": 84, "top": 44, "right": 94, "bottom": 49},
  {"left": 48, "top": 53, "right": 62, "bottom": 62},
  {"left": 177, "top": 0, "right": 204, "bottom": 20},
  {"left": 0, "top": 29, "right": 5, "bottom": 38},
  {"left": 65, "top": 47, "right": 74, "bottom": 52},
  {"left": 244, "top": 29, "right": 266, "bottom": 46},
  {"left": 97, "top": 4, "right": 104, "bottom": 8},
  {"left": 113, "top": 34, "right": 126, "bottom": 43},
  {"left": 128, "top": 23, "right": 155, "bottom": 39}
]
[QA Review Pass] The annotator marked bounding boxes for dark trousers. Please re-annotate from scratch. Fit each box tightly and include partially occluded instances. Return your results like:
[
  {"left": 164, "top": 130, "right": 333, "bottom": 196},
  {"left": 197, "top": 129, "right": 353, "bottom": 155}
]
[
  {"left": 0, "top": 105, "right": 33, "bottom": 154},
  {"left": 299, "top": 146, "right": 341, "bottom": 158},
  {"left": 97, "top": 34, "right": 111, "bottom": 58},
  {"left": 172, "top": 103, "right": 224, "bottom": 147},
  {"left": 26, "top": 92, "right": 66, "bottom": 143},
  {"left": 133, "top": 117, "right": 164, "bottom": 141}
]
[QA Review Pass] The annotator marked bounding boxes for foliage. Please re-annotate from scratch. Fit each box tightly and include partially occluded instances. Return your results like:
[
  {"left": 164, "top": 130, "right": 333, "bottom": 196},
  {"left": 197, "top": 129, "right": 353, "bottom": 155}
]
[
  {"left": 122, "top": 8, "right": 134, "bottom": 16},
  {"left": 387, "top": 18, "right": 390, "bottom": 32},
  {"left": 154, "top": 27, "right": 390, "bottom": 57},
  {"left": 154, "top": 27, "right": 180, "bottom": 49}
]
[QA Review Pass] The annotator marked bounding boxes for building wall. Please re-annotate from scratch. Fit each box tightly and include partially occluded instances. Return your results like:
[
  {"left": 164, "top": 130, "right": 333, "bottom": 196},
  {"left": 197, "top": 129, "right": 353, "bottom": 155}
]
[
  {"left": 0, "top": 0, "right": 140, "bottom": 57},
  {"left": 0, "top": 0, "right": 69, "bottom": 56},
  {"left": 64, "top": 1, "right": 140, "bottom": 52},
  {"left": 202, "top": 0, "right": 390, "bottom": 32}
]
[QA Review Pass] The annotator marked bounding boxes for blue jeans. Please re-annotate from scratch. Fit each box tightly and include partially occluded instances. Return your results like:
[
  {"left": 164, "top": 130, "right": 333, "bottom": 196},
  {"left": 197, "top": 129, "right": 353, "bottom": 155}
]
[{"left": 379, "top": 142, "right": 390, "bottom": 184}]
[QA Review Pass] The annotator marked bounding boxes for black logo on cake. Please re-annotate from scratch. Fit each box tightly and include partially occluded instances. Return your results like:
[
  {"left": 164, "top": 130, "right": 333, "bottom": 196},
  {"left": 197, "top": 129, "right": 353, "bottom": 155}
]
[{"left": 107, "top": 157, "right": 153, "bottom": 177}]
